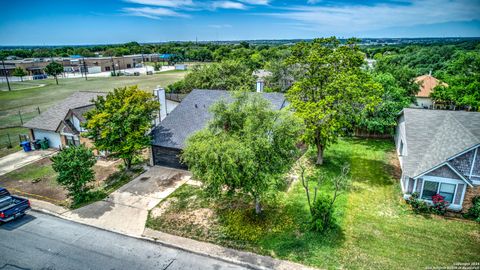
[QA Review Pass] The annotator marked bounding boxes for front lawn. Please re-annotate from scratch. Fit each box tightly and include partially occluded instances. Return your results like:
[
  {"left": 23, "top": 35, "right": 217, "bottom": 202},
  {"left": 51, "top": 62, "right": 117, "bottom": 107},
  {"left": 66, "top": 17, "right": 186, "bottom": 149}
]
[{"left": 146, "top": 138, "right": 480, "bottom": 269}]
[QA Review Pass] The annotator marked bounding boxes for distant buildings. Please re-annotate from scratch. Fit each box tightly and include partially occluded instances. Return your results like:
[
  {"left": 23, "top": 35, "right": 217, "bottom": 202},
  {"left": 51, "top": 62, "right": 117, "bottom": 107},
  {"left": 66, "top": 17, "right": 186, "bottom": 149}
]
[{"left": 0, "top": 53, "right": 173, "bottom": 77}]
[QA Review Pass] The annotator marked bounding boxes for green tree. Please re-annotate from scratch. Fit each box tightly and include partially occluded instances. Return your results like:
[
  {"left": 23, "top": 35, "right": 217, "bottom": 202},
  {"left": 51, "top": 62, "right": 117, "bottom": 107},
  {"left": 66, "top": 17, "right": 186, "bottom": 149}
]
[
  {"left": 84, "top": 86, "right": 159, "bottom": 169},
  {"left": 51, "top": 145, "right": 96, "bottom": 204},
  {"left": 358, "top": 72, "right": 411, "bottom": 134},
  {"left": 44, "top": 62, "right": 63, "bottom": 85},
  {"left": 182, "top": 92, "right": 302, "bottom": 214},
  {"left": 12, "top": 67, "right": 27, "bottom": 81},
  {"left": 286, "top": 37, "right": 382, "bottom": 165},
  {"left": 167, "top": 60, "right": 255, "bottom": 94}
]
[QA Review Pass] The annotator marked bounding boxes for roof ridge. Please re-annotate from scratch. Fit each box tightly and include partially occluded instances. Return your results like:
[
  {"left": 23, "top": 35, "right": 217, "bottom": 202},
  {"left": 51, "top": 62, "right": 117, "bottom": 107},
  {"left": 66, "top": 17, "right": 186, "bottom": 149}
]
[{"left": 448, "top": 111, "right": 479, "bottom": 141}]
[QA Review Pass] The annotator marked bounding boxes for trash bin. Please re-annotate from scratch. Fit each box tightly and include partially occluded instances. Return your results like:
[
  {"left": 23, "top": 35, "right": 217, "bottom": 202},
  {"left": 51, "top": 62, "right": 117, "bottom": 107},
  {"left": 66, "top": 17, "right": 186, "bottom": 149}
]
[
  {"left": 20, "top": 141, "right": 32, "bottom": 152},
  {"left": 32, "top": 139, "right": 41, "bottom": 150},
  {"left": 40, "top": 138, "right": 49, "bottom": 150}
]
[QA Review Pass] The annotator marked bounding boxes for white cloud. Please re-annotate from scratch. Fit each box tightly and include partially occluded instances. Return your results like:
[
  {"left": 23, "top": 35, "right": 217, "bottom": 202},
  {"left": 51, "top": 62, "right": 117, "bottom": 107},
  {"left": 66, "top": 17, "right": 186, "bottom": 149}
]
[
  {"left": 208, "top": 24, "right": 233, "bottom": 28},
  {"left": 122, "top": 0, "right": 194, "bottom": 8},
  {"left": 266, "top": 0, "right": 480, "bottom": 34},
  {"left": 122, "top": 7, "right": 188, "bottom": 19},
  {"left": 239, "top": 0, "right": 270, "bottom": 5},
  {"left": 211, "top": 1, "right": 248, "bottom": 10}
]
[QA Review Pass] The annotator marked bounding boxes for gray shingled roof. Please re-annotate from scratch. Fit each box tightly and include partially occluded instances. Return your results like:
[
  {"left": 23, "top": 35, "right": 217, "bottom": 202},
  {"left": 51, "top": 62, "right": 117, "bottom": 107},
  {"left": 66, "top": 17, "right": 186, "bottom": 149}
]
[
  {"left": 71, "top": 104, "right": 96, "bottom": 123},
  {"left": 401, "top": 108, "right": 480, "bottom": 179},
  {"left": 23, "top": 91, "right": 106, "bottom": 131},
  {"left": 151, "top": 89, "right": 287, "bottom": 149}
]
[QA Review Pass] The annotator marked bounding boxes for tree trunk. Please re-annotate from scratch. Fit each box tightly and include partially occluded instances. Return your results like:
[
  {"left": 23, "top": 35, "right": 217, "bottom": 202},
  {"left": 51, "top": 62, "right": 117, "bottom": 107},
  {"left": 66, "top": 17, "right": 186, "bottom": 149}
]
[
  {"left": 255, "top": 196, "right": 262, "bottom": 214},
  {"left": 124, "top": 158, "right": 132, "bottom": 170},
  {"left": 55, "top": 76, "right": 58, "bottom": 85},
  {"left": 316, "top": 143, "right": 324, "bottom": 165},
  {"left": 20, "top": 76, "right": 23, "bottom": 82}
]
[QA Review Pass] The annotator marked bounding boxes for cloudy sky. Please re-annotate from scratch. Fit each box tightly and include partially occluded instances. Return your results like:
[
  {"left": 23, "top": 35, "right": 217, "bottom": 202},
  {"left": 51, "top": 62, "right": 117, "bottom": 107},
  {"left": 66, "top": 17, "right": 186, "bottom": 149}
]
[{"left": 1, "top": 0, "right": 479, "bottom": 45}]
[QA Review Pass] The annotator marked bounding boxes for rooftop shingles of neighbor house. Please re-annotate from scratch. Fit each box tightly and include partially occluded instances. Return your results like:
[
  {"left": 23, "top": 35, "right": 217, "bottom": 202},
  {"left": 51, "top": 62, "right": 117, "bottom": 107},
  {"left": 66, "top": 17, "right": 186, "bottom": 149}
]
[
  {"left": 414, "top": 74, "right": 448, "bottom": 98},
  {"left": 23, "top": 91, "right": 106, "bottom": 131},
  {"left": 401, "top": 108, "right": 480, "bottom": 180},
  {"left": 151, "top": 89, "right": 287, "bottom": 150}
]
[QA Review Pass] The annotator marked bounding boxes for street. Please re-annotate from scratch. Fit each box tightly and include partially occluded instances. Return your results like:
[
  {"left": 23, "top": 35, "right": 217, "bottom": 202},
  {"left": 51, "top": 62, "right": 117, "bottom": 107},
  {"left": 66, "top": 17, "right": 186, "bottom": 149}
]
[{"left": 0, "top": 211, "right": 247, "bottom": 270}]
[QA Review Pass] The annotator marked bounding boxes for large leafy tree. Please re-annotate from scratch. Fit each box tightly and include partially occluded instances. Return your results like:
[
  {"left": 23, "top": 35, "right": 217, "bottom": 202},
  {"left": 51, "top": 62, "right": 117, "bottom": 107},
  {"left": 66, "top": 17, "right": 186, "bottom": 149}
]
[
  {"left": 358, "top": 72, "right": 412, "bottom": 134},
  {"left": 286, "top": 37, "right": 382, "bottom": 165},
  {"left": 432, "top": 51, "right": 480, "bottom": 111},
  {"left": 167, "top": 60, "right": 255, "bottom": 94},
  {"left": 44, "top": 62, "right": 64, "bottom": 85},
  {"left": 51, "top": 145, "right": 96, "bottom": 204},
  {"left": 182, "top": 92, "right": 302, "bottom": 214},
  {"left": 84, "top": 86, "right": 159, "bottom": 169}
]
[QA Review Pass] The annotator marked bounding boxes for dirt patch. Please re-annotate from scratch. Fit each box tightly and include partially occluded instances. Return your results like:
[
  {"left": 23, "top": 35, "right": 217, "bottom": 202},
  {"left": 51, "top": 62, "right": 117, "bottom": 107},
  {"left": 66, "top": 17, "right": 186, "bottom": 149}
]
[
  {"left": 0, "top": 158, "right": 68, "bottom": 204},
  {"left": 93, "top": 159, "right": 122, "bottom": 187},
  {"left": 151, "top": 197, "right": 178, "bottom": 218},
  {"left": 388, "top": 150, "right": 402, "bottom": 179}
]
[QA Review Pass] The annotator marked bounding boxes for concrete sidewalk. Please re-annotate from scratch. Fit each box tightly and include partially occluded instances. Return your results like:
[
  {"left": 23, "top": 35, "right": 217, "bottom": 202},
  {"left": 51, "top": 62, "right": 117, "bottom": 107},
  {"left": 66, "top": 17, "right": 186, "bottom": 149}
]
[{"left": 0, "top": 149, "right": 55, "bottom": 176}]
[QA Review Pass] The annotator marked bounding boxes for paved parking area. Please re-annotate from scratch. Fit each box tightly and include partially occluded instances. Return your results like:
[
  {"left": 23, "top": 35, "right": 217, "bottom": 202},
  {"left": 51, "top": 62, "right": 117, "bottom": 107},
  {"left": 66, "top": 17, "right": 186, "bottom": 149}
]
[
  {"left": 62, "top": 166, "right": 191, "bottom": 236},
  {"left": 0, "top": 149, "right": 55, "bottom": 176}
]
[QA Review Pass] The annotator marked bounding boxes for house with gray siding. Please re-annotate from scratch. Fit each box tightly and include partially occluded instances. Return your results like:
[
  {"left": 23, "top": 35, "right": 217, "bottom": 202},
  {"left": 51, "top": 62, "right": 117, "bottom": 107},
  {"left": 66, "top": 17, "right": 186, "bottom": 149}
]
[
  {"left": 395, "top": 108, "right": 480, "bottom": 211},
  {"left": 150, "top": 89, "right": 287, "bottom": 169}
]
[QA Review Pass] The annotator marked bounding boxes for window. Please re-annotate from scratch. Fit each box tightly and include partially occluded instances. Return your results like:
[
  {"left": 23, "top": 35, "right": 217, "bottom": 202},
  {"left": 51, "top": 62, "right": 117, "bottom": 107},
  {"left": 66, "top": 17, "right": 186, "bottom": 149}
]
[
  {"left": 439, "top": 183, "right": 455, "bottom": 203},
  {"left": 421, "top": 181, "right": 439, "bottom": 200},
  {"left": 105, "top": 66, "right": 111, "bottom": 71}
]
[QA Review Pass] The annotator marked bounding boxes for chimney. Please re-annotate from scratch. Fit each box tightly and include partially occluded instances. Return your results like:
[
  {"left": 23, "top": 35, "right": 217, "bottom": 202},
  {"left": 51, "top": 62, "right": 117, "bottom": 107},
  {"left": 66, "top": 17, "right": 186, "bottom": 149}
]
[
  {"left": 256, "top": 79, "right": 265, "bottom": 93},
  {"left": 153, "top": 86, "right": 167, "bottom": 122}
]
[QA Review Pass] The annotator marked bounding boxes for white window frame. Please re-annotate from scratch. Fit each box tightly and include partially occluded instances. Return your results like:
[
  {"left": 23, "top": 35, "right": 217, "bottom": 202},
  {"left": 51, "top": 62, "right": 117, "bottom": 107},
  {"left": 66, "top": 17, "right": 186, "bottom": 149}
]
[{"left": 419, "top": 176, "right": 465, "bottom": 207}]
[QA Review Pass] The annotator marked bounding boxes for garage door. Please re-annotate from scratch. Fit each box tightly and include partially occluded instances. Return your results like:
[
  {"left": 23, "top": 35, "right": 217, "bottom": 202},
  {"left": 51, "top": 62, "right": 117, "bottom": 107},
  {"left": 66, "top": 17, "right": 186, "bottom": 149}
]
[{"left": 152, "top": 146, "right": 187, "bottom": 169}]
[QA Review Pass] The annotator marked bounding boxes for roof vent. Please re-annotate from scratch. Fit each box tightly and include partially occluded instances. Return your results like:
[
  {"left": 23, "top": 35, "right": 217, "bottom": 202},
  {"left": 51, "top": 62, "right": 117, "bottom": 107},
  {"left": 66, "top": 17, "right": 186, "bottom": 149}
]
[{"left": 195, "top": 104, "right": 198, "bottom": 108}]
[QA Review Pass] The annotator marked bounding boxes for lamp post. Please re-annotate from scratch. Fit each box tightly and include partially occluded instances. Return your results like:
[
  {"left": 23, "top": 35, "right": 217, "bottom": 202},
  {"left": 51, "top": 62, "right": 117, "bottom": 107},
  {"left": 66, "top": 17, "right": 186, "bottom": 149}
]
[
  {"left": 1, "top": 59, "right": 11, "bottom": 91},
  {"left": 82, "top": 57, "right": 88, "bottom": 81}
]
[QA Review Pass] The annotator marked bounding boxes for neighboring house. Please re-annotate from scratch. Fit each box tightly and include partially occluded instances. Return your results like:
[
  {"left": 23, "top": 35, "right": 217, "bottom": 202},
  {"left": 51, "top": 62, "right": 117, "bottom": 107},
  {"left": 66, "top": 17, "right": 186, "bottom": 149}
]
[
  {"left": 412, "top": 74, "right": 447, "bottom": 109},
  {"left": 23, "top": 91, "right": 106, "bottom": 149},
  {"left": 150, "top": 89, "right": 287, "bottom": 169},
  {"left": 395, "top": 108, "right": 480, "bottom": 212}
]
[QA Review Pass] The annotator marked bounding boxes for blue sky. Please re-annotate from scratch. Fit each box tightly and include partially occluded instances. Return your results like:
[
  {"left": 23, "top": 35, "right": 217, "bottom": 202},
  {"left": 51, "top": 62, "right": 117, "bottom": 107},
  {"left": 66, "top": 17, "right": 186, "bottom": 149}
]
[{"left": 1, "top": 0, "right": 479, "bottom": 45}]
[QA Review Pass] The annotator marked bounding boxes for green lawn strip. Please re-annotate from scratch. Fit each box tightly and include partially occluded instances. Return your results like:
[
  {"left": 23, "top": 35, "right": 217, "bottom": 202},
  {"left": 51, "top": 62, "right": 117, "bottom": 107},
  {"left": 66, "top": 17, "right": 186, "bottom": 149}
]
[
  {"left": 0, "top": 71, "right": 187, "bottom": 128},
  {"left": 146, "top": 138, "right": 480, "bottom": 269}
]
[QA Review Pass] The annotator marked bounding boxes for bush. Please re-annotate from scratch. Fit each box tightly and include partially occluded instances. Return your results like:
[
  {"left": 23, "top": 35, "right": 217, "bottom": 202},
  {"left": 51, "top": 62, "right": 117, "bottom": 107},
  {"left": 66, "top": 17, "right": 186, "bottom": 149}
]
[
  {"left": 309, "top": 196, "right": 334, "bottom": 232},
  {"left": 465, "top": 196, "right": 480, "bottom": 222},
  {"left": 407, "top": 192, "right": 430, "bottom": 214},
  {"left": 51, "top": 145, "right": 96, "bottom": 204},
  {"left": 431, "top": 194, "right": 448, "bottom": 215}
]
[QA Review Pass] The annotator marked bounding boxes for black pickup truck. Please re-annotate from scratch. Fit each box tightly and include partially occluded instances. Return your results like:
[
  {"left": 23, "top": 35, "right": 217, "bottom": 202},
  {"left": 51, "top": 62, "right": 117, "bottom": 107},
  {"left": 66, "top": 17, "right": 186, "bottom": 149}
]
[{"left": 0, "top": 187, "right": 31, "bottom": 223}]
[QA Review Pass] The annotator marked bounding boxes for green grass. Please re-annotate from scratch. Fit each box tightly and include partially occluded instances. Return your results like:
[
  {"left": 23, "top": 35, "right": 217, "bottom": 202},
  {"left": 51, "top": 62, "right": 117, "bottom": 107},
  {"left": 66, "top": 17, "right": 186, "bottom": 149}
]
[
  {"left": 147, "top": 138, "right": 480, "bottom": 269},
  {"left": 0, "top": 70, "right": 187, "bottom": 129}
]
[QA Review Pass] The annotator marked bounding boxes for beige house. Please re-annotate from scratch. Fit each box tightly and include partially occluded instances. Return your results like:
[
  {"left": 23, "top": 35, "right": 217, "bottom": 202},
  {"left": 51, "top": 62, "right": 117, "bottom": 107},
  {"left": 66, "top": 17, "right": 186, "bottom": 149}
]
[{"left": 412, "top": 74, "right": 447, "bottom": 109}]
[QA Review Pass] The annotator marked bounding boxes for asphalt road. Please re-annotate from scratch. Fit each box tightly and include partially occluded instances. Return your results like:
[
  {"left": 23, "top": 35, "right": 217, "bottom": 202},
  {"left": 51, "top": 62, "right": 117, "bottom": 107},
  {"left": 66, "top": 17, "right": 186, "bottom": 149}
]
[{"left": 0, "top": 211, "right": 247, "bottom": 270}]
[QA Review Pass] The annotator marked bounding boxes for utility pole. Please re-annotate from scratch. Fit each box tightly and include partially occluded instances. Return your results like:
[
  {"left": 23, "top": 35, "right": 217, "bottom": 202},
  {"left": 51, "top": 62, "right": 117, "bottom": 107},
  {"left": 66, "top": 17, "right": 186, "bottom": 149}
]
[
  {"left": 111, "top": 56, "right": 116, "bottom": 76},
  {"left": 1, "top": 59, "right": 11, "bottom": 91},
  {"left": 82, "top": 57, "right": 88, "bottom": 81}
]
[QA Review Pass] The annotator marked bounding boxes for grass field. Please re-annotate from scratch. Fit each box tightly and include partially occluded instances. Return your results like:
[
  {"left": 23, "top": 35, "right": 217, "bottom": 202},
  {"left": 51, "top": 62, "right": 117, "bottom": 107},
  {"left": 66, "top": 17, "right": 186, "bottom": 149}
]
[
  {"left": 146, "top": 138, "right": 480, "bottom": 269},
  {"left": 0, "top": 70, "right": 186, "bottom": 151}
]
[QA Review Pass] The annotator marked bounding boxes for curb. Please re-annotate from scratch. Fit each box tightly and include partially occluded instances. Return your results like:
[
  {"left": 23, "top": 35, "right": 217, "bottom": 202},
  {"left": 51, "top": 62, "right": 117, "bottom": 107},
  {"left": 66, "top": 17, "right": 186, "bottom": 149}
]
[{"left": 30, "top": 207, "right": 316, "bottom": 270}]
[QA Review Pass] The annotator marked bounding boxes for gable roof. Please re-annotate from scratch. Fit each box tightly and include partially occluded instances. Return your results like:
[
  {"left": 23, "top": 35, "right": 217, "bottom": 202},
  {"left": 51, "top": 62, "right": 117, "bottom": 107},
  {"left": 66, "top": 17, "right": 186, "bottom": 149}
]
[
  {"left": 400, "top": 108, "right": 480, "bottom": 180},
  {"left": 151, "top": 89, "right": 287, "bottom": 150},
  {"left": 23, "top": 91, "right": 106, "bottom": 132},
  {"left": 414, "top": 74, "right": 447, "bottom": 98}
]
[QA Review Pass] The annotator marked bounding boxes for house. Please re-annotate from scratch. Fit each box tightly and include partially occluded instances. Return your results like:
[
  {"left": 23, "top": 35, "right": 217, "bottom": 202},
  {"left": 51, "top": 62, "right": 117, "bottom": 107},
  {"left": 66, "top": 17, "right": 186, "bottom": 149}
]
[
  {"left": 150, "top": 89, "right": 287, "bottom": 169},
  {"left": 412, "top": 74, "right": 447, "bottom": 109},
  {"left": 23, "top": 91, "right": 107, "bottom": 149},
  {"left": 395, "top": 108, "right": 480, "bottom": 211}
]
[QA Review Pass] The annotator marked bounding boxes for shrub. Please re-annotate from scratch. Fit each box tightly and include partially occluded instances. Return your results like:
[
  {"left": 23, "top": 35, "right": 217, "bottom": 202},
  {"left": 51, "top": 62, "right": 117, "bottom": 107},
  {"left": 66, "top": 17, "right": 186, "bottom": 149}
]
[
  {"left": 407, "top": 192, "right": 430, "bottom": 214},
  {"left": 465, "top": 196, "right": 480, "bottom": 222},
  {"left": 431, "top": 194, "right": 448, "bottom": 215},
  {"left": 309, "top": 196, "right": 334, "bottom": 232},
  {"left": 51, "top": 145, "right": 96, "bottom": 204}
]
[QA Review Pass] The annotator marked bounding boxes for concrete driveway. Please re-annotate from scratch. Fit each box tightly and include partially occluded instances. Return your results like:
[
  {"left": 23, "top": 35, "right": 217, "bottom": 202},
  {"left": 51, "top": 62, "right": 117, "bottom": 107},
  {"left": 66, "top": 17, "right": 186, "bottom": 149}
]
[
  {"left": 0, "top": 149, "right": 56, "bottom": 176},
  {"left": 63, "top": 166, "right": 191, "bottom": 236}
]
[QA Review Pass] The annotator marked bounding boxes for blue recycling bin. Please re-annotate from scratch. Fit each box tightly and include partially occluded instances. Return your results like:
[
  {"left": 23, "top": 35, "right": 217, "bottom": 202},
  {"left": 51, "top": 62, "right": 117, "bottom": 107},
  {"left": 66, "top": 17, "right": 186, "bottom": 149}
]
[{"left": 20, "top": 141, "right": 32, "bottom": 152}]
